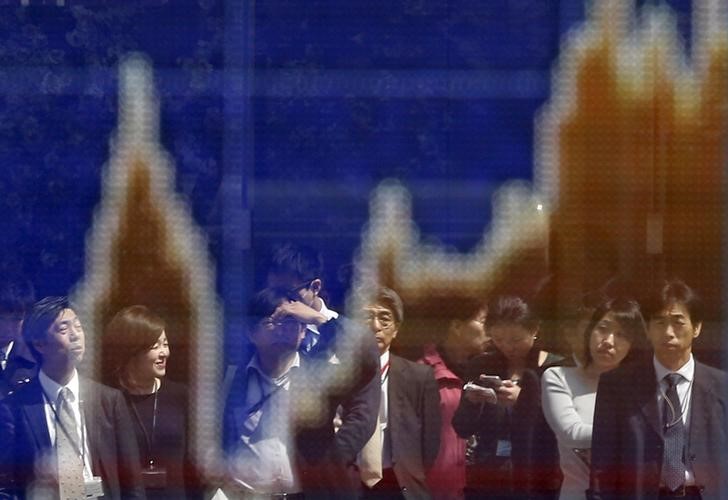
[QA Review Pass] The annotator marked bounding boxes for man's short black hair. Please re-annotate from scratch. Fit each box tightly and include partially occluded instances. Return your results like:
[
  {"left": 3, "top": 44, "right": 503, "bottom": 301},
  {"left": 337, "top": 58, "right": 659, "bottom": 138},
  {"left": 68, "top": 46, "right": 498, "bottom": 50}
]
[
  {"left": 22, "top": 296, "right": 70, "bottom": 361},
  {"left": 247, "top": 287, "right": 292, "bottom": 330},
  {"left": 268, "top": 242, "right": 324, "bottom": 283},
  {"left": 645, "top": 279, "right": 703, "bottom": 325},
  {"left": 0, "top": 277, "right": 35, "bottom": 315}
]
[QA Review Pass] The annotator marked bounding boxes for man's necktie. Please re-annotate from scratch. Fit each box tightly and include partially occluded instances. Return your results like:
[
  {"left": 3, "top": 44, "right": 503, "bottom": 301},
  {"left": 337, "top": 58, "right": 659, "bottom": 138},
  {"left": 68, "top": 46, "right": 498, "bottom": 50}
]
[
  {"left": 661, "top": 373, "right": 686, "bottom": 492},
  {"left": 56, "top": 387, "right": 86, "bottom": 500},
  {"left": 301, "top": 330, "right": 317, "bottom": 354}
]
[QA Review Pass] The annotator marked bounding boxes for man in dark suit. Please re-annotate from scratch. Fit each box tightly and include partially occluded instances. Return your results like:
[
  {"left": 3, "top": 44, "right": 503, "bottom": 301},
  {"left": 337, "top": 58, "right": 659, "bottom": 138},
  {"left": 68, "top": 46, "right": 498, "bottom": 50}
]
[
  {"left": 358, "top": 287, "right": 441, "bottom": 499},
  {"left": 266, "top": 243, "right": 380, "bottom": 467},
  {"left": 0, "top": 278, "right": 37, "bottom": 399},
  {"left": 0, "top": 296, "right": 145, "bottom": 499},
  {"left": 589, "top": 280, "right": 728, "bottom": 500}
]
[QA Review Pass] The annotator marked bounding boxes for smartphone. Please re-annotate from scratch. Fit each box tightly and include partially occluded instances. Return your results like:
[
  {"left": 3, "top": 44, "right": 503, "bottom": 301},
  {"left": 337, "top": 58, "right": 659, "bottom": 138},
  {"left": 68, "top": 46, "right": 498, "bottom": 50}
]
[
  {"left": 475, "top": 375, "right": 503, "bottom": 389},
  {"left": 463, "top": 382, "right": 493, "bottom": 395}
]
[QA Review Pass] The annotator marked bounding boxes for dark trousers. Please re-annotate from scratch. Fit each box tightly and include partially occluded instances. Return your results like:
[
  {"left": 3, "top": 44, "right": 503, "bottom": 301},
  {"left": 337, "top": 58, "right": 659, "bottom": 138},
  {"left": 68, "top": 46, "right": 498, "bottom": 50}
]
[{"left": 361, "top": 468, "right": 405, "bottom": 500}]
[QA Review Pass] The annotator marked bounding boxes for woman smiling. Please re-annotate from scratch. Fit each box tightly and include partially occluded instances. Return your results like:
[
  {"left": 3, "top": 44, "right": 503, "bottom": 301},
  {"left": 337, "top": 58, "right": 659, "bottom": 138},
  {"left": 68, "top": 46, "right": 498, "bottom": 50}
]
[{"left": 102, "top": 305, "right": 195, "bottom": 499}]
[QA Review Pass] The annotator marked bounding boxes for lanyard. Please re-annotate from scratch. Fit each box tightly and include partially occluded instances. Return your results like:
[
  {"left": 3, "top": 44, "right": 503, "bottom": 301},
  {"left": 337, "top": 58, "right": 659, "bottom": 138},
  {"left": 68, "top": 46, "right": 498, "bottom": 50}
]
[
  {"left": 127, "top": 379, "right": 160, "bottom": 467},
  {"left": 41, "top": 387, "right": 87, "bottom": 466}
]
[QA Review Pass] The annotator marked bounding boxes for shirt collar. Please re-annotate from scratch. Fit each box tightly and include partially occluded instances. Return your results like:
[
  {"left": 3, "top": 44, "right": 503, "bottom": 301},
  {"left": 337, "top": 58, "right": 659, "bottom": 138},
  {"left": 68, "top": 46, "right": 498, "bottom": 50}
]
[
  {"left": 317, "top": 298, "right": 339, "bottom": 321},
  {"left": 653, "top": 353, "right": 695, "bottom": 384},
  {"left": 305, "top": 298, "right": 339, "bottom": 336},
  {"left": 380, "top": 350, "right": 390, "bottom": 370},
  {"left": 0, "top": 341, "right": 13, "bottom": 358},
  {"left": 247, "top": 351, "right": 301, "bottom": 384},
  {"left": 39, "top": 368, "right": 80, "bottom": 403}
]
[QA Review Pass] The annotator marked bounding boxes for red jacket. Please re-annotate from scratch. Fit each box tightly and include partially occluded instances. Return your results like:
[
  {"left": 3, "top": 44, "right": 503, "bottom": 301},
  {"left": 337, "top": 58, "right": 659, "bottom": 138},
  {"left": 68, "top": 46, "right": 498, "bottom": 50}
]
[{"left": 418, "top": 344, "right": 466, "bottom": 500}]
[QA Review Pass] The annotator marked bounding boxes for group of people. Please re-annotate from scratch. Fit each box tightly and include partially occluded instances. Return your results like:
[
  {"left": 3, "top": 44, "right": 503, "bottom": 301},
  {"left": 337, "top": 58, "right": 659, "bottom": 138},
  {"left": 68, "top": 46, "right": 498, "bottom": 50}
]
[
  {"left": 0, "top": 282, "right": 194, "bottom": 499},
  {"left": 0, "top": 242, "right": 727, "bottom": 500}
]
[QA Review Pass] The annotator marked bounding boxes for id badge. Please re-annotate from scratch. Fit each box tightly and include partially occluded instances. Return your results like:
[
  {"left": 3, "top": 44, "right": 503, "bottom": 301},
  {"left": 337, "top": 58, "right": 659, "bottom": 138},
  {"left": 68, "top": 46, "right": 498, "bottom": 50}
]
[
  {"left": 84, "top": 476, "right": 104, "bottom": 498},
  {"left": 495, "top": 439, "right": 512, "bottom": 457}
]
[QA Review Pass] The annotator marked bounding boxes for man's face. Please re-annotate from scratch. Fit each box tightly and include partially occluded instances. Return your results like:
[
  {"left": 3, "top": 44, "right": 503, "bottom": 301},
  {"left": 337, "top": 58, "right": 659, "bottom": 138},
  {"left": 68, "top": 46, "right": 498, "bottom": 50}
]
[
  {"left": 648, "top": 301, "right": 701, "bottom": 360},
  {"left": 363, "top": 303, "right": 399, "bottom": 355},
  {"left": 266, "top": 272, "right": 319, "bottom": 308},
  {"left": 0, "top": 310, "right": 24, "bottom": 345},
  {"left": 250, "top": 314, "right": 306, "bottom": 356},
  {"left": 36, "top": 308, "right": 85, "bottom": 367}
]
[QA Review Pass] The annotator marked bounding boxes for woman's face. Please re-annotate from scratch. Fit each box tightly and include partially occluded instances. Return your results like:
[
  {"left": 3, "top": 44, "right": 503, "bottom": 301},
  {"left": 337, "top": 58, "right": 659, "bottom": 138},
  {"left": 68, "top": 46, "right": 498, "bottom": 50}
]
[
  {"left": 454, "top": 308, "right": 489, "bottom": 356},
  {"left": 490, "top": 323, "right": 536, "bottom": 363},
  {"left": 588, "top": 311, "right": 632, "bottom": 372},
  {"left": 127, "top": 331, "right": 170, "bottom": 382}
]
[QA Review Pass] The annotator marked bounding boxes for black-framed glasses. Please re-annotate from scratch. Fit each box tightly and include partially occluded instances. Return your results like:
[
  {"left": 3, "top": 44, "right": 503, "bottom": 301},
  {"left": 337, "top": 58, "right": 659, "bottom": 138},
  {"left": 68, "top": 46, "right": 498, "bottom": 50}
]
[
  {"left": 260, "top": 317, "right": 304, "bottom": 331},
  {"left": 286, "top": 280, "right": 313, "bottom": 296}
]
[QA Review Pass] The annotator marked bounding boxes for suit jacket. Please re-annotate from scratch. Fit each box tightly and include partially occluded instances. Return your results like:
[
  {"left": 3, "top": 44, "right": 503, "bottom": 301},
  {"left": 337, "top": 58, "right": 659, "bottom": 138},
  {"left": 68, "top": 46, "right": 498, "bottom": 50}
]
[
  {"left": 589, "top": 358, "right": 728, "bottom": 500},
  {"left": 452, "top": 349, "right": 564, "bottom": 498},
  {"left": 223, "top": 344, "right": 361, "bottom": 499},
  {"left": 387, "top": 354, "right": 441, "bottom": 499},
  {"left": 0, "top": 340, "right": 37, "bottom": 400},
  {"left": 301, "top": 316, "right": 380, "bottom": 466},
  {"left": 0, "top": 376, "right": 146, "bottom": 499}
]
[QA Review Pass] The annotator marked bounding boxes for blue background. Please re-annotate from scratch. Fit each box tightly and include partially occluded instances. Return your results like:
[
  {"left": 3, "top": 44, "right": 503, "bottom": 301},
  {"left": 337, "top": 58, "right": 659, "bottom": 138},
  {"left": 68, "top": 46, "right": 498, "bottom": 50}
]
[{"left": 0, "top": 0, "right": 696, "bottom": 320}]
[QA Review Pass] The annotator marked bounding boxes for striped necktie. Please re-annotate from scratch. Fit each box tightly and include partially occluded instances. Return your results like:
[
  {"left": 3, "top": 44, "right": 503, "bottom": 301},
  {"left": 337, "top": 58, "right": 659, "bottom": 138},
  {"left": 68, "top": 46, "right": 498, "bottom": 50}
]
[{"left": 56, "top": 387, "right": 86, "bottom": 500}]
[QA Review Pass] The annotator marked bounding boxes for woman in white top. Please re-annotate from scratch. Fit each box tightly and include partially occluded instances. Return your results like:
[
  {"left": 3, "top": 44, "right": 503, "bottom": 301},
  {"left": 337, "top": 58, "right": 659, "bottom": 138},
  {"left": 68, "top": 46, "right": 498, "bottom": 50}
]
[{"left": 542, "top": 298, "right": 647, "bottom": 500}]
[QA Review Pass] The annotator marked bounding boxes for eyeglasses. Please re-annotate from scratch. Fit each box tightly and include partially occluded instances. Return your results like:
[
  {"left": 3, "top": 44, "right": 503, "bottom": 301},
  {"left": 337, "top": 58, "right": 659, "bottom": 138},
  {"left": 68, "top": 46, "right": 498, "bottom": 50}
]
[
  {"left": 286, "top": 280, "right": 313, "bottom": 296},
  {"left": 363, "top": 310, "right": 395, "bottom": 328},
  {"left": 260, "top": 317, "right": 303, "bottom": 331}
]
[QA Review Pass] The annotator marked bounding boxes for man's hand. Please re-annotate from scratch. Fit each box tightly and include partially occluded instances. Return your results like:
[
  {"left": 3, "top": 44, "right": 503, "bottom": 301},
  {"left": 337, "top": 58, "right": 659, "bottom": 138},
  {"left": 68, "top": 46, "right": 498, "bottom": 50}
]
[{"left": 270, "top": 300, "right": 328, "bottom": 326}]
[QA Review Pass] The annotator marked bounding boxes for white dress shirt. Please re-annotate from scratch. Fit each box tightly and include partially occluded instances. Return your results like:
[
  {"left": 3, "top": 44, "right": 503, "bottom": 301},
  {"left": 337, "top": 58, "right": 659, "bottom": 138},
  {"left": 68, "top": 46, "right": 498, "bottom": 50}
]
[
  {"left": 379, "top": 350, "right": 393, "bottom": 468},
  {"left": 38, "top": 369, "right": 94, "bottom": 479},
  {"left": 0, "top": 341, "right": 13, "bottom": 371},
  {"left": 229, "top": 353, "right": 302, "bottom": 494}
]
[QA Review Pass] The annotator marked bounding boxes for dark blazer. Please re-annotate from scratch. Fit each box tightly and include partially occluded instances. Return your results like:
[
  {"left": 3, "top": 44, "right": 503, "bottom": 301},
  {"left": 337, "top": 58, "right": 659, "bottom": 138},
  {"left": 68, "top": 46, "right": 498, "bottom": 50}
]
[
  {"left": 452, "top": 349, "right": 564, "bottom": 499},
  {"left": 387, "top": 354, "right": 441, "bottom": 499},
  {"left": 223, "top": 332, "right": 372, "bottom": 499},
  {"left": 589, "top": 358, "right": 728, "bottom": 500},
  {"left": 302, "top": 316, "right": 380, "bottom": 466},
  {"left": 0, "top": 340, "right": 37, "bottom": 400},
  {"left": 0, "top": 376, "right": 146, "bottom": 499}
]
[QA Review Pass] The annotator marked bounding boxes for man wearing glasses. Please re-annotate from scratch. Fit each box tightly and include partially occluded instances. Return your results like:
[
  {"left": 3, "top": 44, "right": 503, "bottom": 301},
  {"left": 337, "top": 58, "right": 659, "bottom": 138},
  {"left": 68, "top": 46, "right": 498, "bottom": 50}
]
[
  {"left": 223, "top": 287, "right": 366, "bottom": 498},
  {"left": 266, "top": 242, "right": 338, "bottom": 354},
  {"left": 266, "top": 243, "right": 380, "bottom": 481},
  {"left": 358, "top": 287, "right": 441, "bottom": 499}
]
